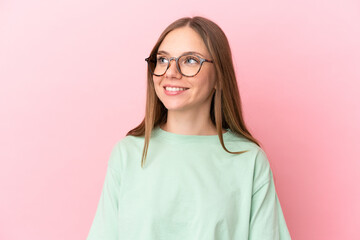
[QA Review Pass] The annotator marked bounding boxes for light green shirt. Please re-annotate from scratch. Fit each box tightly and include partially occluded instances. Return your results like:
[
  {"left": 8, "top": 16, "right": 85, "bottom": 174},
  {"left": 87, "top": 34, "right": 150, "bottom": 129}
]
[{"left": 87, "top": 126, "right": 292, "bottom": 239}]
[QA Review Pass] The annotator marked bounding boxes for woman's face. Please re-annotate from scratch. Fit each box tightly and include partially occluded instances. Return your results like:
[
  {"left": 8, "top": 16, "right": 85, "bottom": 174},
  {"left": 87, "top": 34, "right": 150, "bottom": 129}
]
[{"left": 153, "top": 26, "right": 216, "bottom": 114}]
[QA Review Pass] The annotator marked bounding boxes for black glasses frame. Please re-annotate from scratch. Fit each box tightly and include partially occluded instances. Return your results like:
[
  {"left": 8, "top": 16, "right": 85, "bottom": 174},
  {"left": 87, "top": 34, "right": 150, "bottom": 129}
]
[{"left": 145, "top": 53, "right": 214, "bottom": 77}]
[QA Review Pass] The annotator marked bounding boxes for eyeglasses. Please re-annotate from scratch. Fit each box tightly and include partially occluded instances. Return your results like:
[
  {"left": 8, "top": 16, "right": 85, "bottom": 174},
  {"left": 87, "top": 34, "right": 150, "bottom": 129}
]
[{"left": 145, "top": 53, "right": 214, "bottom": 77}]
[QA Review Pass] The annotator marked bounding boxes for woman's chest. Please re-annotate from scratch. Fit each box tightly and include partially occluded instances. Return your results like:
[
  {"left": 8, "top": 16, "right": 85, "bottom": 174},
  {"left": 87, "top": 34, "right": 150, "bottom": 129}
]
[{"left": 117, "top": 155, "right": 254, "bottom": 230}]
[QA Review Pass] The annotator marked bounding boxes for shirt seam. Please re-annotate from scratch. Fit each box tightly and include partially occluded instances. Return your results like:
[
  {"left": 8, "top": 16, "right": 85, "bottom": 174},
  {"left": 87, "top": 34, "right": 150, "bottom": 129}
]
[{"left": 252, "top": 179, "right": 270, "bottom": 196}]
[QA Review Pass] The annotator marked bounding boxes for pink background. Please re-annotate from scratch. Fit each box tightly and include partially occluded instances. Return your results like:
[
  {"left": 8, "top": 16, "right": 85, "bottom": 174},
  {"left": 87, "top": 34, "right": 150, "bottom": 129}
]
[{"left": 1, "top": 0, "right": 359, "bottom": 239}]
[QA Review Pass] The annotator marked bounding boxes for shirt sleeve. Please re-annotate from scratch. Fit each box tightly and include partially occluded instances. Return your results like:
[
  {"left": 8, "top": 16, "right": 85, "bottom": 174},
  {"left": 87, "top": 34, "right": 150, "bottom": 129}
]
[
  {"left": 87, "top": 142, "right": 122, "bottom": 240},
  {"left": 249, "top": 148, "right": 292, "bottom": 240}
]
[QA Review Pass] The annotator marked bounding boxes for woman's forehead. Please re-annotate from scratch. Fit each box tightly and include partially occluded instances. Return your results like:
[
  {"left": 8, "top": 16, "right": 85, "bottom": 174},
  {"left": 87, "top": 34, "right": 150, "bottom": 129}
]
[{"left": 158, "top": 27, "right": 209, "bottom": 56}]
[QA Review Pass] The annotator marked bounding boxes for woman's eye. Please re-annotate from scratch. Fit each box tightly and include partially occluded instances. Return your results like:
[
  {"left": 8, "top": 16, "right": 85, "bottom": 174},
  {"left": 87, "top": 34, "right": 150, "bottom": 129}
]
[
  {"left": 157, "top": 57, "right": 168, "bottom": 64},
  {"left": 184, "top": 56, "right": 199, "bottom": 64}
]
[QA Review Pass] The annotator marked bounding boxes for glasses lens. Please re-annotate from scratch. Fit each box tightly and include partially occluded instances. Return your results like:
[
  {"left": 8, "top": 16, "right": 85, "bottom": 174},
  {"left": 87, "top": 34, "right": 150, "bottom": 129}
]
[
  {"left": 179, "top": 55, "right": 201, "bottom": 76},
  {"left": 149, "top": 55, "right": 168, "bottom": 76},
  {"left": 147, "top": 55, "right": 158, "bottom": 75}
]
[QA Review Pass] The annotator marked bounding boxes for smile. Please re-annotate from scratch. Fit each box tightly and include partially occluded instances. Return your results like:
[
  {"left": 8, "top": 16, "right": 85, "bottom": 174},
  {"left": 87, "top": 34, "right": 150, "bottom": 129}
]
[{"left": 163, "top": 86, "right": 189, "bottom": 96}]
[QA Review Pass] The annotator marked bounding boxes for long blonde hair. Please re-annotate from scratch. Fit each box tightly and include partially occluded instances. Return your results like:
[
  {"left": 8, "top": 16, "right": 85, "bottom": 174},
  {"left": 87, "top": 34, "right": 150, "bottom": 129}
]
[{"left": 126, "top": 16, "right": 261, "bottom": 168}]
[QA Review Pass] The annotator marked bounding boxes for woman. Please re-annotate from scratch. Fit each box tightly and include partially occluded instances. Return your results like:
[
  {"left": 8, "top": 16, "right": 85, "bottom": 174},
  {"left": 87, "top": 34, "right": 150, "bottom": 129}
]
[{"left": 87, "top": 16, "right": 292, "bottom": 240}]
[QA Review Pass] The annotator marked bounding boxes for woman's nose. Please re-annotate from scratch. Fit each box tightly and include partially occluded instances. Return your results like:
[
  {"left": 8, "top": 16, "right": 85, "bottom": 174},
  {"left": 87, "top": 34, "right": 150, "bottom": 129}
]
[{"left": 165, "top": 59, "right": 182, "bottom": 78}]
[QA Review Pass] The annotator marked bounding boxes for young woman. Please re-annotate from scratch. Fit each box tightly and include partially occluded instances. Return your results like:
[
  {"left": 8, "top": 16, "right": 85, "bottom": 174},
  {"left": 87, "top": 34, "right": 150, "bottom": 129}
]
[{"left": 87, "top": 16, "right": 292, "bottom": 240}]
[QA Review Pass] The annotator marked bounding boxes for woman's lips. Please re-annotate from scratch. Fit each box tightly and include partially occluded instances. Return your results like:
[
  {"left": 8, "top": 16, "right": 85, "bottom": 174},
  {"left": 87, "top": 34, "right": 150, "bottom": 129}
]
[{"left": 163, "top": 87, "right": 189, "bottom": 96}]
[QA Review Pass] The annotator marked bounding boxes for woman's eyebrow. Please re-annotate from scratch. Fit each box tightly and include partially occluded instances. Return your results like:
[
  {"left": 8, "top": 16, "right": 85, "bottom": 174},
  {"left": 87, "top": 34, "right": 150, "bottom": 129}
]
[{"left": 157, "top": 50, "right": 205, "bottom": 57}]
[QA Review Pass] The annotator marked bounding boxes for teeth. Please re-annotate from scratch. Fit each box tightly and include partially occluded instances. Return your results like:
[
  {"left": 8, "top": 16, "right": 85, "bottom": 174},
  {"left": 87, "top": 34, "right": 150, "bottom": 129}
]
[{"left": 165, "top": 87, "right": 188, "bottom": 91}]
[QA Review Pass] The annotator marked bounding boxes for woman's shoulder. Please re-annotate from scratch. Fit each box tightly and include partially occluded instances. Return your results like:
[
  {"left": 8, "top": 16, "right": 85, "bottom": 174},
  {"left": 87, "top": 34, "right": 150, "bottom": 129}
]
[
  {"left": 223, "top": 130, "right": 262, "bottom": 152},
  {"left": 107, "top": 135, "right": 141, "bottom": 156},
  {"left": 225, "top": 131, "right": 271, "bottom": 174}
]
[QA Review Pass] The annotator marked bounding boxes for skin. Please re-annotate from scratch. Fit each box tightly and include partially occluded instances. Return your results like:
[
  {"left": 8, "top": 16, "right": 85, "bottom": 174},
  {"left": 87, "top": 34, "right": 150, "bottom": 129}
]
[{"left": 153, "top": 26, "right": 227, "bottom": 135}]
